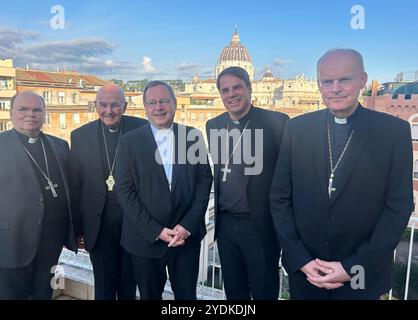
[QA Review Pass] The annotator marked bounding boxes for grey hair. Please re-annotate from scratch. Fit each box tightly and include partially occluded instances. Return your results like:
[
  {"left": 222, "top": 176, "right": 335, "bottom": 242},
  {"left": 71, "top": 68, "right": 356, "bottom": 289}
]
[
  {"left": 143, "top": 80, "right": 177, "bottom": 105},
  {"left": 10, "top": 92, "right": 45, "bottom": 109}
]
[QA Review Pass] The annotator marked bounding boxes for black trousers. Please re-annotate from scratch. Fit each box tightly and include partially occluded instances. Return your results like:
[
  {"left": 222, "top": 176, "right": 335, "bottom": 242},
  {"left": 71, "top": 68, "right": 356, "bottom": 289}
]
[
  {"left": 0, "top": 218, "right": 66, "bottom": 300},
  {"left": 130, "top": 242, "right": 201, "bottom": 300},
  {"left": 216, "top": 212, "right": 280, "bottom": 300},
  {"left": 89, "top": 207, "right": 136, "bottom": 300}
]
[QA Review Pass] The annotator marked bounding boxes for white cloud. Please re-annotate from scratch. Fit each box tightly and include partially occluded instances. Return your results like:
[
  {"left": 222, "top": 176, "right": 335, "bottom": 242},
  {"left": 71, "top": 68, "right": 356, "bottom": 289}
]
[{"left": 142, "top": 56, "right": 156, "bottom": 73}]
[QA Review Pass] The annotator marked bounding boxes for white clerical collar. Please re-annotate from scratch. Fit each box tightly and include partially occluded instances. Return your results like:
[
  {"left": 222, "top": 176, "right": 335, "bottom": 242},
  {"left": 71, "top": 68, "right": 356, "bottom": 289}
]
[
  {"left": 28, "top": 137, "right": 39, "bottom": 144},
  {"left": 334, "top": 117, "right": 347, "bottom": 124},
  {"left": 108, "top": 127, "right": 120, "bottom": 133}
]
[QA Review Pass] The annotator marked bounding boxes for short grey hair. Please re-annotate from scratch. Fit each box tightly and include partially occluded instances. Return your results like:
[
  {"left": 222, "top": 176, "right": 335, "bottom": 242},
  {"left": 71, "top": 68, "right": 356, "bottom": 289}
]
[
  {"left": 143, "top": 81, "right": 177, "bottom": 105},
  {"left": 317, "top": 48, "right": 365, "bottom": 72},
  {"left": 10, "top": 92, "right": 45, "bottom": 109}
]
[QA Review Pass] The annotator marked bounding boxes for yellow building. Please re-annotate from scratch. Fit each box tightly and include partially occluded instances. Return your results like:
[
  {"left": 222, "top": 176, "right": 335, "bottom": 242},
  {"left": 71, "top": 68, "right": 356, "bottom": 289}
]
[{"left": 0, "top": 59, "right": 16, "bottom": 131}]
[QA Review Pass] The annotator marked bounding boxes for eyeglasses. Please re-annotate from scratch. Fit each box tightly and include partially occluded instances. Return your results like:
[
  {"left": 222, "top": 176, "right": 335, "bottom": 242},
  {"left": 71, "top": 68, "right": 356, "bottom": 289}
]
[
  {"left": 318, "top": 73, "right": 364, "bottom": 89},
  {"left": 14, "top": 107, "right": 44, "bottom": 115},
  {"left": 145, "top": 99, "right": 171, "bottom": 107},
  {"left": 96, "top": 102, "right": 124, "bottom": 110}
]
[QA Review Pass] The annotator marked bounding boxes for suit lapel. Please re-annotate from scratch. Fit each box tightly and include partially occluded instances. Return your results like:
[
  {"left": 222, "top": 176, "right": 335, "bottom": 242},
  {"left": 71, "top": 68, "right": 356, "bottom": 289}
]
[
  {"left": 312, "top": 110, "right": 330, "bottom": 205},
  {"left": 10, "top": 130, "right": 40, "bottom": 192},
  {"left": 331, "top": 106, "right": 371, "bottom": 204},
  {"left": 46, "top": 135, "right": 71, "bottom": 201},
  {"left": 213, "top": 113, "right": 228, "bottom": 187},
  {"left": 144, "top": 124, "right": 171, "bottom": 192},
  {"left": 170, "top": 123, "right": 181, "bottom": 194},
  {"left": 90, "top": 120, "right": 107, "bottom": 193}
]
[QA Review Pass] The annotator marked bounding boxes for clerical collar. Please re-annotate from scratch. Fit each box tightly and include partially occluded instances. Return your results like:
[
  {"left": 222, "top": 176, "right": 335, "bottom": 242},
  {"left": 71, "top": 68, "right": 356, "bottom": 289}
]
[
  {"left": 14, "top": 129, "right": 41, "bottom": 145},
  {"left": 228, "top": 106, "right": 253, "bottom": 126},
  {"left": 102, "top": 119, "right": 123, "bottom": 134},
  {"left": 329, "top": 104, "right": 361, "bottom": 125},
  {"left": 334, "top": 117, "right": 347, "bottom": 124}
]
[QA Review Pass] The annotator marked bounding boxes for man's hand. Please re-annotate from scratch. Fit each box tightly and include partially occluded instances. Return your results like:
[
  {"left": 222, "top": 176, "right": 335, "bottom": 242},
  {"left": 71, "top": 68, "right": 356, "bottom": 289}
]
[
  {"left": 158, "top": 228, "right": 179, "bottom": 244},
  {"left": 305, "top": 259, "right": 351, "bottom": 289},
  {"left": 167, "top": 224, "right": 190, "bottom": 247}
]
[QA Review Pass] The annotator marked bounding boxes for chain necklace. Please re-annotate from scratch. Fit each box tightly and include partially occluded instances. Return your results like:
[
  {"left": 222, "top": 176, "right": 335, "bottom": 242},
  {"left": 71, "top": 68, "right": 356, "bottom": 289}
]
[
  {"left": 220, "top": 119, "right": 250, "bottom": 182},
  {"left": 101, "top": 122, "right": 123, "bottom": 191},
  {"left": 327, "top": 122, "right": 353, "bottom": 198},
  {"left": 24, "top": 138, "right": 58, "bottom": 198}
]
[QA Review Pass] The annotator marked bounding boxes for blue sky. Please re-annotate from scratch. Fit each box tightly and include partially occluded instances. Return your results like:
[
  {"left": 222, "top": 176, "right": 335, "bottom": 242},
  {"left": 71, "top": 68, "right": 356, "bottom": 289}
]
[{"left": 0, "top": 0, "right": 417, "bottom": 83}]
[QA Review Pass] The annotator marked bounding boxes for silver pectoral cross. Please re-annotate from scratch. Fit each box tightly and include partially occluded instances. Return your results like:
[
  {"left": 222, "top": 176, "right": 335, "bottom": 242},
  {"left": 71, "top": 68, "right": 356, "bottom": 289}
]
[
  {"left": 46, "top": 180, "right": 58, "bottom": 198},
  {"left": 328, "top": 173, "right": 336, "bottom": 198},
  {"left": 221, "top": 165, "right": 231, "bottom": 182}
]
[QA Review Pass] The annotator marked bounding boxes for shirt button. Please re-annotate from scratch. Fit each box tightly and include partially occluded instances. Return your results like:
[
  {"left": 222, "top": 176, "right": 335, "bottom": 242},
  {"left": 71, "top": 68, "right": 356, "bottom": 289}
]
[
  {"left": 39, "top": 198, "right": 44, "bottom": 202},
  {"left": 38, "top": 218, "right": 43, "bottom": 224}
]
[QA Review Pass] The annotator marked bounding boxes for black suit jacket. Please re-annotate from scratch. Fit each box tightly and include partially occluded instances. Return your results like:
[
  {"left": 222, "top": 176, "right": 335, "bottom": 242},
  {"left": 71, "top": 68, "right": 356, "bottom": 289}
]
[
  {"left": 270, "top": 105, "right": 414, "bottom": 297},
  {"left": 115, "top": 123, "right": 213, "bottom": 258},
  {"left": 206, "top": 106, "right": 288, "bottom": 253},
  {"left": 69, "top": 115, "right": 147, "bottom": 251},
  {"left": 0, "top": 130, "right": 77, "bottom": 268}
]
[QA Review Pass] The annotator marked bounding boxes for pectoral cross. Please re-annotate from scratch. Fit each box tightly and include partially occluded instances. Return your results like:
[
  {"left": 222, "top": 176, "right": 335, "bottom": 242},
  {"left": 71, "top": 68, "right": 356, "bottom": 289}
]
[
  {"left": 328, "top": 173, "right": 336, "bottom": 198},
  {"left": 106, "top": 174, "right": 115, "bottom": 191},
  {"left": 46, "top": 180, "right": 58, "bottom": 198},
  {"left": 221, "top": 165, "right": 231, "bottom": 182}
]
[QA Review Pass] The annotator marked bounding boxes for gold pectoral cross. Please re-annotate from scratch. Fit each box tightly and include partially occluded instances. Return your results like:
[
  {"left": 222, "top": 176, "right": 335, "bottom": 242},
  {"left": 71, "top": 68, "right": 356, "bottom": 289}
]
[{"left": 106, "top": 174, "right": 115, "bottom": 191}]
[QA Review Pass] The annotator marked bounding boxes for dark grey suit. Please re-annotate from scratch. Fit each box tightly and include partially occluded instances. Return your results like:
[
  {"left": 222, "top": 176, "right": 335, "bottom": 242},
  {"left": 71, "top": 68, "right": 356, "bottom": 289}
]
[{"left": 0, "top": 129, "right": 77, "bottom": 299}]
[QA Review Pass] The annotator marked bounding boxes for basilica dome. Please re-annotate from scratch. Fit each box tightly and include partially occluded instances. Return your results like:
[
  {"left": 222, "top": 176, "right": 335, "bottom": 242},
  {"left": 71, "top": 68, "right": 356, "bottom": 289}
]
[
  {"left": 219, "top": 31, "right": 252, "bottom": 63},
  {"left": 216, "top": 29, "right": 254, "bottom": 80}
]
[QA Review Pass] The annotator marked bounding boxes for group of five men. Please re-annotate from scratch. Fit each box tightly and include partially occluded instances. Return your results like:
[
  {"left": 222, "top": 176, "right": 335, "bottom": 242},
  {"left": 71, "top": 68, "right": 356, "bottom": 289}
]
[{"left": 0, "top": 48, "right": 413, "bottom": 300}]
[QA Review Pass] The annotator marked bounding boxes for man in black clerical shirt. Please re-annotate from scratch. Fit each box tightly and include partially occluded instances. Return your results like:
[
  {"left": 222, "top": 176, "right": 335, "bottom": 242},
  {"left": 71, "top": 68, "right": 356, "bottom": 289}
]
[
  {"left": 206, "top": 67, "right": 288, "bottom": 299},
  {"left": 270, "top": 49, "right": 413, "bottom": 299},
  {"left": 0, "top": 91, "right": 77, "bottom": 299},
  {"left": 70, "top": 84, "right": 147, "bottom": 300}
]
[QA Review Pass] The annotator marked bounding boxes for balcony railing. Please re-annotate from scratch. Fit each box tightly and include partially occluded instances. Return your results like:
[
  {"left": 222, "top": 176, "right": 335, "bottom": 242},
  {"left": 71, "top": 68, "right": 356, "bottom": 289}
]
[{"left": 57, "top": 215, "right": 417, "bottom": 300}]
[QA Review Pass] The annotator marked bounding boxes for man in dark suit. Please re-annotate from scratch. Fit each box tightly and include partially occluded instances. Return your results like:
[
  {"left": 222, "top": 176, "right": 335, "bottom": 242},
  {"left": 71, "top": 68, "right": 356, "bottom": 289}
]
[
  {"left": 0, "top": 92, "right": 77, "bottom": 299},
  {"left": 206, "top": 66, "right": 288, "bottom": 299},
  {"left": 70, "top": 84, "right": 147, "bottom": 300},
  {"left": 270, "top": 48, "right": 414, "bottom": 299},
  {"left": 115, "top": 80, "right": 212, "bottom": 300}
]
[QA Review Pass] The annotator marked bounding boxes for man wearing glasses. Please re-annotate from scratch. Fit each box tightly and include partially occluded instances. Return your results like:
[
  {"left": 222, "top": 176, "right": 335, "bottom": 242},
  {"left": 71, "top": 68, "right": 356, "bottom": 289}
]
[
  {"left": 115, "top": 81, "right": 212, "bottom": 299},
  {"left": 0, "top": 91, "right": 77, "bottom": 299},
  {"left": 270, "top": 48, "right": 414, "bottom": 299},
  {"left": 70, "top": 84, "right": 147, "bottom": 300}
]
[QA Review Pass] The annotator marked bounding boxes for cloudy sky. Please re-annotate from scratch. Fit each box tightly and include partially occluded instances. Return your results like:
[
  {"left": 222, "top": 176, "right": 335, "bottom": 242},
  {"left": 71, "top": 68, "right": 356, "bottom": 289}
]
[{"left": 0, "top": 0, "right": 417, "bottom": 82}]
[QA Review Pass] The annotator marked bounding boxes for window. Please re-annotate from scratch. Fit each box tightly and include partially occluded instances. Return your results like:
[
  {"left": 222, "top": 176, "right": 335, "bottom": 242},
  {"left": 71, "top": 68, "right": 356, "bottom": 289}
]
[
  {"left": 412, "top": 125, "right": 418, "bottom": 141},
  {"left": 72, "top": 93, "right": 79, "bottom": 104},
  {"left": 58, "top": 92, "right": 65, "bottom": 104},
  {"left": 43, "top": 91, "right": 51, "bottom": 103},
  {"left": 73, "top": 113, "right": 80, "bottom": 125},
  {"left": 59, "top": 114, "right": 66, "bottom": 129},
  {"left": 198, "top": 112, "right": 204, "bottom": 122},
  {"left": 0, "top": 80, "right": 7, "bottom": 89},
  {"left": 45, "top": 113, "right": 51, "bottom": 125},
  {"left": 405, "top": 94, "right": 412, "bottom": 100}
]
